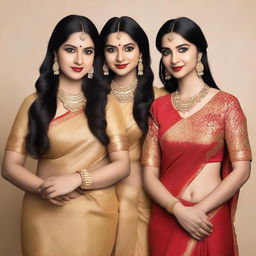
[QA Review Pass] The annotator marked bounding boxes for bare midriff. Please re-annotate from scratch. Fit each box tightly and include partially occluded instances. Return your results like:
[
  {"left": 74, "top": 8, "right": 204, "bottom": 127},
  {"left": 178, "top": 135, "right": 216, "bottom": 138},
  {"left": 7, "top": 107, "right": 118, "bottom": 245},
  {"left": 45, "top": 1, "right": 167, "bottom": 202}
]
[{"left": 180, "top": 162, "right": 222, "bottom": 202}]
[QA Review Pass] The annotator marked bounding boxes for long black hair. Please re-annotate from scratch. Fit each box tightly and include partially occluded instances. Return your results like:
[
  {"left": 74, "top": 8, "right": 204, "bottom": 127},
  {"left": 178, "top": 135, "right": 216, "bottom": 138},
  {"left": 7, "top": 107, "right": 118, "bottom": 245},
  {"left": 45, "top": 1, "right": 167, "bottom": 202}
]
[
  {"left": 98, "top": 16, "right": 154, "bottom": 136},
  {"left": 156, "top": 17, "right": 219, "bottom": 92},
  {"left": 26, "top": 15, "right": 108, "bottom": 158}
]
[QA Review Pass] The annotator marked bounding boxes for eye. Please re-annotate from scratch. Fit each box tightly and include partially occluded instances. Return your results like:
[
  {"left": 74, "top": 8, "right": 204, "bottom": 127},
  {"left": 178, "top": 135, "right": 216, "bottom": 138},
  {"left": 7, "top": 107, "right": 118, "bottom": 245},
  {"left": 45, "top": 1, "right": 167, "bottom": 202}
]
[
  {"left": 64, "top": 47, "right": 76, "bottom": 53},
  {"left": 124, "top": 46, "right": 134, "bottom": 52},
  {"left": 105, "top": 47, "right": 116, "bottom": 53},
  {"left": 161, "top": 49, "right": 171, "bottom": 56},
  {"left": 178, "top": 47, "right": 188, "bottom": 53},
  {"left": 84, "top": 49, "right": 94, "bottom": 55}
]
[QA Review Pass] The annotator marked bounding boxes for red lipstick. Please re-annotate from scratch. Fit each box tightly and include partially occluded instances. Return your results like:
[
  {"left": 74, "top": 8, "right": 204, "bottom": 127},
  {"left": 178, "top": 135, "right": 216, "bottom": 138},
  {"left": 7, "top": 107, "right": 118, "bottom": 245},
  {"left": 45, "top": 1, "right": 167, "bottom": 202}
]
[
  {"left": 71, "top": 67, "right": 84, "bottom": 72},
  {"left": 172, "top": 66, "right": 184, "bottom": 72},
  {"left": 115, "top": 64, "right": 128, "bottom": 69}
]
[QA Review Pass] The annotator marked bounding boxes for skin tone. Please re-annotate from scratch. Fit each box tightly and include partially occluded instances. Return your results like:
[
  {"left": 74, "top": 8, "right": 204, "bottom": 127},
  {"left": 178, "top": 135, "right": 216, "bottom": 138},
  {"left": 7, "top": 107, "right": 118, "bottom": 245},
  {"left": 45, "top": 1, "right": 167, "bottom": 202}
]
[
  {"left": 143, "top": 32, "right": 251, "bottom": 240},
  {"left": 2, "top": 32, "right": 130, "bottom": 206},
  {"left": 104, "top": 31, "right": 142, "bottom": 186}
]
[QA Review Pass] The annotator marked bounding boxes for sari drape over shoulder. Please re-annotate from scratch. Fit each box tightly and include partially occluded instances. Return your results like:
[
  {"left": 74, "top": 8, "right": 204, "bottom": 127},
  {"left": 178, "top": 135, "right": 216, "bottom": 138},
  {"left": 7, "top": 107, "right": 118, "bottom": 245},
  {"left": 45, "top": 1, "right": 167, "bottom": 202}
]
[
  {"left": 6, "top": 93, "right": 128, "bottom": 256},
  {"left": 142, "top": 91, "right": 251, "bottom": 256}
]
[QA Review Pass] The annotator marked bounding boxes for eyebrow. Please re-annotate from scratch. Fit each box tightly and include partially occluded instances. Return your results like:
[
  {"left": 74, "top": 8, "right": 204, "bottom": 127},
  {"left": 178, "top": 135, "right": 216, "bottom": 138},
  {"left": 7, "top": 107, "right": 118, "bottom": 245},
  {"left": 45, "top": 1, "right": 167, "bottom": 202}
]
[
  {"left": 105, "top": 43, "right": 136, "bottom": 48},
  {"left": 161, "top": 43, "right": 190, "bottom": 50},
  {"left": 63, "top": 44, "right": 94, "bottom": 49}
]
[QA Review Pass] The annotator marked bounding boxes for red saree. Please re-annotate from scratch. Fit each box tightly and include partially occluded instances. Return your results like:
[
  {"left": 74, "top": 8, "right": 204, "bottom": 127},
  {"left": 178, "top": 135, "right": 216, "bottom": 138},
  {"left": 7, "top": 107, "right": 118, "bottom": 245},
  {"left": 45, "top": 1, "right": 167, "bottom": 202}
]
[{"left": 142, "top": 91, "right": 252, "bottom": 256}]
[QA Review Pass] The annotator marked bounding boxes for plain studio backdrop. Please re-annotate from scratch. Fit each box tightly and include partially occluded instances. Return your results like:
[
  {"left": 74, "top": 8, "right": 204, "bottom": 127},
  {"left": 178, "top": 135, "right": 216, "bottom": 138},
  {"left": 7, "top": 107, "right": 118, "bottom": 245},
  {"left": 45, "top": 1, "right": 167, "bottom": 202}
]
[{"left": 0, "top": 0, "right": 255, "bottom": 255}]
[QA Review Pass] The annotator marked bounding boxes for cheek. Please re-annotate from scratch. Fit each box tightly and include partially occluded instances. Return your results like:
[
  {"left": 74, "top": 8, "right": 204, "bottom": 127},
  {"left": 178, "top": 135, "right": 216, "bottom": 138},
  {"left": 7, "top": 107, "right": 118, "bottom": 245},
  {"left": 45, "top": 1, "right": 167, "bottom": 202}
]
[
  {"left": 162, "top": 57, "right": 171, "bottom": 69},
  {"left": 104, "top": 54, "right": 115, "bottom": 66}
]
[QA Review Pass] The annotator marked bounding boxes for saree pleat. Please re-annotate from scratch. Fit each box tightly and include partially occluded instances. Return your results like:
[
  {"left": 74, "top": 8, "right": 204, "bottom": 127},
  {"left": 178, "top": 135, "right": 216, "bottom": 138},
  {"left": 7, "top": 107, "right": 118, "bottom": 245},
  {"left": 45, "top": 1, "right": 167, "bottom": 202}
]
[{"left": 142, "top": 92, "right": 251, "bottom": 256}]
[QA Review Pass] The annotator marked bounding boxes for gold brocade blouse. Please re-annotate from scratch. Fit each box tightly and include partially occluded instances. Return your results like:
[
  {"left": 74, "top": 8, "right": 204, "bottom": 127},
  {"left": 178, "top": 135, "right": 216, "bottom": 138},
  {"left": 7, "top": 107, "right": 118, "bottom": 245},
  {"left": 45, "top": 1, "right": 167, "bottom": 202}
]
[{"left": 6, "top": 93, "right": 128, "bottom": 174}]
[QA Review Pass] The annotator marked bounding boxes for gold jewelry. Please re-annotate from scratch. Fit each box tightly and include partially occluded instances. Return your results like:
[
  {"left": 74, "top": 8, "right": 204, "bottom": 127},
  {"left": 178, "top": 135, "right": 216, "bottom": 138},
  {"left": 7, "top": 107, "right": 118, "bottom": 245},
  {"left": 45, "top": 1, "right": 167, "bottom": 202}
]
[
  {"left": 87, "top": 67, "right": 94, "bottom": 79},
  {"left": 167, "top": 24, "right": 175, "bottom": 42},
  {"left": 77, "top": 169, "right": 92, "bottom": 189},
  {"left": 80, "top": 21, "right": 87, "bottom": 41},
  {"left": 116, "top": 20, "right": 121, "bottom": 40},
  {"left": 111, "top": 79, "right": 138, "bottom": 103},
  {"left": 103, "top": 64, "right": 109, "bottom": 76},
  {"left": 196, "top": 60, "right": 204, "bottom": 76},
  {"left": 172, "top": 84, "right": 210, "bottom": 113},
  {"left": 53, "top": 57, "right": 59, "bottom": 75},
  {"left": 165, "top": 70, "right": 171, "bottom": 80},
  {"left": 166, "top": 198, "right": 180, "bottom": 214},
  {"left": 57, "top": 89, "right": 86, "bottom": 112},
  {"left": 138, "top": 58, "right": 143, "bottom": 76}
]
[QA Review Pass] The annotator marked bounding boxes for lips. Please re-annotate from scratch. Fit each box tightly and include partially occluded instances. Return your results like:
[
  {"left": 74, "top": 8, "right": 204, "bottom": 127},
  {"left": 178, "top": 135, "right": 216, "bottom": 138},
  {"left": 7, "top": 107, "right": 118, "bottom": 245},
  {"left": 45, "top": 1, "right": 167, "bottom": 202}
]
[
  {"left": 71, "top": 67, "right": 84, "bottom": 72},
  {"left": 172, "top": 66, "right": 184, "bottom": 72},
  {"left": 115, "top": 64, "right": 128, "bottom": 69}
]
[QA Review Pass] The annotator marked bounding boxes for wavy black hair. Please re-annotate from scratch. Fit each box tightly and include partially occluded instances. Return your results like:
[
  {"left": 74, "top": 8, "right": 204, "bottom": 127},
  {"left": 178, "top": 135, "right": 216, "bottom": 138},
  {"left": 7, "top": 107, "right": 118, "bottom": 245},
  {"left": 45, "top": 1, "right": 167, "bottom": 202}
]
[
  {"left": 98, "top": 16, "right": 154, "bottom": 136},
  {"left": 156, "top": 17, "right": 219, "bottom": 92},
  {"left": 26, "top": 15, "right": 108, "bottom": 158}
]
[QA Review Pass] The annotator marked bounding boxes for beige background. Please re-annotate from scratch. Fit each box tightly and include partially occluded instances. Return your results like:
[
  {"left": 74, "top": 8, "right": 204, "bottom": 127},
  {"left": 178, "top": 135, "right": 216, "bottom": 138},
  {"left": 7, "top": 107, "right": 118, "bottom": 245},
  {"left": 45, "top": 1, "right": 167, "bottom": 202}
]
[{"left": 0, "top": 0, "right": 255, "bottom": 255}]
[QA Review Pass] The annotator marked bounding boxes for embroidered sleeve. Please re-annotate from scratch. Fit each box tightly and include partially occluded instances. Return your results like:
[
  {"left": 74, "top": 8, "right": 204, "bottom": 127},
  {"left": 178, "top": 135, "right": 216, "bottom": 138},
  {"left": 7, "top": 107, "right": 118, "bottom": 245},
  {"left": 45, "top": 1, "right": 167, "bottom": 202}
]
[
  {"left": 106, "top": 95, "right": 128, "bottom": 153},
  {"left": 225, "top": 95, "right": 252, "bottom": 161},
  {"left": 5, "top": 94, "right": 37, "bottom": 155},
  {"left": 142, "top": 103, "right": 161, "bottom": 167}
]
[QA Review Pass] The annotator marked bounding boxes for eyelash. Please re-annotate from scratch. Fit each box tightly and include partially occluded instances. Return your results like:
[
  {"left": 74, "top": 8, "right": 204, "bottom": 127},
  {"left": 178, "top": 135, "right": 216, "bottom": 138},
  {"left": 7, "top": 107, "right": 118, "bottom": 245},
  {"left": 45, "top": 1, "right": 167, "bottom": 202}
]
[
  {"left": 161, "top": 47, "right": 189, "bottom": 56},
  {"left": 178, "top": 47, "right": 188, "bottom": 53},
  {"left": 64, "top": 48, "right": 94, "bottom": 55},
  {"left": 105, "top": 46, "right": 135, "bottom": 53}
]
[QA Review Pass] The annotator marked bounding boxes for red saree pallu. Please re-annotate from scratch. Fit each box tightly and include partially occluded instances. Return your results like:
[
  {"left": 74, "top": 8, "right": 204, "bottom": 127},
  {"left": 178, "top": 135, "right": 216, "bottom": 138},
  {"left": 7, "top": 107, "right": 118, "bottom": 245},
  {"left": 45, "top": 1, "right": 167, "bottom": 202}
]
[{"left": 142, "top": 92, "right": 252, "bottom": 256}]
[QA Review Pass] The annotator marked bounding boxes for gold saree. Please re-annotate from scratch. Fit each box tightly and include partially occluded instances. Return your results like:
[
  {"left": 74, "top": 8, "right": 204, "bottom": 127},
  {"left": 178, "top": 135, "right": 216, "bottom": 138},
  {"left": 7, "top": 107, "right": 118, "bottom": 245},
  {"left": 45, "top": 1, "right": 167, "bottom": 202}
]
[{"left": 6, "top": 93, "right": 128, "bottom": 256}]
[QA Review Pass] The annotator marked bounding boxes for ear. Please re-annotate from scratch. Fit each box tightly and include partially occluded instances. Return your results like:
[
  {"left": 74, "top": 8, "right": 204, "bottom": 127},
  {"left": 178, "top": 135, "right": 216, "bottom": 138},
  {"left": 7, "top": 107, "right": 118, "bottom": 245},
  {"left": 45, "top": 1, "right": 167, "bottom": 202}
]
[
  {"left": 198, "top": 52, "right": 203, "bottom": 61},
  {"left": 139, "top": 53, "right": 142, "bottom": 59}
]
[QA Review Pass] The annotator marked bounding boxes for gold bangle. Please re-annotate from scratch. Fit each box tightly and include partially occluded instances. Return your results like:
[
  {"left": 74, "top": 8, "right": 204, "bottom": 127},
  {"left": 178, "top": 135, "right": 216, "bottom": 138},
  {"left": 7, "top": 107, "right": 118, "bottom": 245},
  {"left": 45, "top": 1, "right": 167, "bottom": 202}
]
[
  {"left": 77, "top": 169, "right": 92, "bottom": 189},
  {"left": 166, "top": 198, "right": 180, "bottom": 214}
]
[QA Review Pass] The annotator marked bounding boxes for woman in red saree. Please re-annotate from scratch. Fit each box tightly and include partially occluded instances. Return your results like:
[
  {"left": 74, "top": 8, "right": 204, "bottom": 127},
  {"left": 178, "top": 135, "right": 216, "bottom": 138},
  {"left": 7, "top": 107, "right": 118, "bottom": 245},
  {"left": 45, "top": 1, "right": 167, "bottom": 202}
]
[{"left": 142, "top": 17, "right": 252, "bottom": 256}]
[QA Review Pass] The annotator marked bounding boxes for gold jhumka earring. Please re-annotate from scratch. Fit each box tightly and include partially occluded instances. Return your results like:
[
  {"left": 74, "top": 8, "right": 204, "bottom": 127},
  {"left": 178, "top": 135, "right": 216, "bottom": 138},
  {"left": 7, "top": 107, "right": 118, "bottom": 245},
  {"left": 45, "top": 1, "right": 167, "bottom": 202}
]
[
  {"left": 53, "top": 57, "right": 59, "bottom": 75},
  {"left": 196, "top": 60, "right": 204, "bottom": 76},
  {"left": 138, "top": 58, "right": 143, "bottom": 76},
  {"left": 79, "top": 21, "right": 87, "bottom": 41},
  {"left": 167, "top": 24, "right": 175, "bottom": 42},
  {"left": 103, "top": 64, "right": 109, "bottom": 76},
  {"left": 88, "top": 67, "right": 94, "bottom": 79}
]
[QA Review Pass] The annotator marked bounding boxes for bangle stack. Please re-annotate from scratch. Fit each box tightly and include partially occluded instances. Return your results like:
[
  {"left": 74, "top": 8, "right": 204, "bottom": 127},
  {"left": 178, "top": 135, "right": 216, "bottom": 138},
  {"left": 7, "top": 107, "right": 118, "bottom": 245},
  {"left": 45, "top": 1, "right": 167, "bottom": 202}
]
[
  {"left": 77, "top": 169, "right": 92, "bottom": 189},
  {"left": 166, "top": 198, "right": 180, "bottom": 214}
]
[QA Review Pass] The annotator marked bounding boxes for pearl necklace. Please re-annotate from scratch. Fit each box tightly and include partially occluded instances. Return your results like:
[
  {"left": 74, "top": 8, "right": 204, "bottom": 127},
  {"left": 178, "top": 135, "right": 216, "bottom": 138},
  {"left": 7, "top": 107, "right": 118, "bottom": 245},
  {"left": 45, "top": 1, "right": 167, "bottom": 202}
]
[
  {"left": 172, "top": 84, "right": 210, "bottom": 113},
  {"left": 57, "top": 89, "right": 86, "bottom": 112},
  {"left": 111, "top": 79, "right": 138, "bottom": 103}
]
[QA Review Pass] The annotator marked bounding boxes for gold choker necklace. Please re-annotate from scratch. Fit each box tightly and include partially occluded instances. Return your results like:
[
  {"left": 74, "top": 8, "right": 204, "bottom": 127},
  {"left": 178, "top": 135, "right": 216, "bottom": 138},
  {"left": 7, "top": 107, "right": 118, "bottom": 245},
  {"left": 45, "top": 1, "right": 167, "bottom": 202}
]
[
  {"left": 111, "top": 79, "right": 138, "bottom": 103},
  {"left": 172, "top": 84, "right": 210, "bottom": 113},
  {"left": 57, "top": 89, "right": 86, "bottom": 112}
]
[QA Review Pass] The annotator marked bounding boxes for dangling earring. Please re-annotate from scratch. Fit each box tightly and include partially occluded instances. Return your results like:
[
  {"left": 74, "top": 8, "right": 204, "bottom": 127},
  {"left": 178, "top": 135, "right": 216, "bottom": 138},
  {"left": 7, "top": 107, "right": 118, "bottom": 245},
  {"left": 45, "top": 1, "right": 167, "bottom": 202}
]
[
  {"left": 138, "top": 58, "right": 143, "bottom": 76},
  {"left": 165, "top": 70, "right": 171, "bottom": 80},
  {"left": 103, "top": 64, "right": 109, "bottom": 76},
  {"left": 53, "top": 57, "right": 59, "bottom": 75},
  {"left": 196, "top": 60, "right": 204, "bottom": 76},
  {"left": 88, "top": 67, "right": 94, "bottom": 79}
]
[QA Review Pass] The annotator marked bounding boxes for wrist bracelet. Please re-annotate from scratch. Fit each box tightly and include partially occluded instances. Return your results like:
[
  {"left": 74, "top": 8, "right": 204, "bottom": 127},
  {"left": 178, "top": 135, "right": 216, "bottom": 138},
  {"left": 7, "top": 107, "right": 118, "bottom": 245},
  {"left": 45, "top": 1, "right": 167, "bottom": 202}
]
[
  {"left": 77, "top": 169, "right": 92, "bottom": 189},
  {"left": 166, "top": 198, "right": 180, "bottom": 214}
]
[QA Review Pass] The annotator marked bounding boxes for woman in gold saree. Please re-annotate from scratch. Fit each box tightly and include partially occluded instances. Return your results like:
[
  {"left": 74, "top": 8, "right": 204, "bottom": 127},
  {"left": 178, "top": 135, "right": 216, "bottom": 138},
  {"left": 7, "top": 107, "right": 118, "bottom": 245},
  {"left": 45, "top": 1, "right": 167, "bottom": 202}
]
[
  {"left": 2, "top": 15, "right": 129, "bottom": 256},
  {"left": 142, "top": 17, "right": 252, "bottom": 255},
  {"left": 98, "top": 16, "right": 166, "bottom": 256}
]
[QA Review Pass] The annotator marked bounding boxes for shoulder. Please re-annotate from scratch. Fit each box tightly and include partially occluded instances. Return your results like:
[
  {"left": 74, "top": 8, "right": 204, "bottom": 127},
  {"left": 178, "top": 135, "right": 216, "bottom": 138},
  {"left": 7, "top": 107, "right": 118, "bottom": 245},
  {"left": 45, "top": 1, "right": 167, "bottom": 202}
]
[
  {"left": 215, "top": 90, "right": 241, "bottom": 107},
  {"left": 18, "top": 93, "right": 38, "bottom": 112},
  {"left": 150, "top": 93, "right": 171, "bottom": 119},
  {"left": 153, "top": 86, "right": 168, "bottom": 99}
]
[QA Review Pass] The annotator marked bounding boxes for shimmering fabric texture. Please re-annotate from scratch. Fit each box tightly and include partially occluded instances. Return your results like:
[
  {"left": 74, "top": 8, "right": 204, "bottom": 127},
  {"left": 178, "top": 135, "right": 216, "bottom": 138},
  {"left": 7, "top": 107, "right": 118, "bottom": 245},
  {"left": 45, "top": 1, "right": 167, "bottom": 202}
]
[
  {"left": 142, "top": 91, "right": 251, "bottom": 256},
  {"left": 5, "top": 93, "right": 128, "bottom": 256}
]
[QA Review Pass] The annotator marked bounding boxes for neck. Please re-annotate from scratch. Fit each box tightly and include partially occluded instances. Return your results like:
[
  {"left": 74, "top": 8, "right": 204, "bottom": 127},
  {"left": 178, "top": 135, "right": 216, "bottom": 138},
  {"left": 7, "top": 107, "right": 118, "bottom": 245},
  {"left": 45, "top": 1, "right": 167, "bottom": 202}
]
[
  {"left": 177, "top": 72, "right": 205, "bottom": 98},
  {"left": 58, "top": 74, "right": 83, "bottom": 94},
  {"left": 113, "top": 70, "right": 137, "bottom": 85}
]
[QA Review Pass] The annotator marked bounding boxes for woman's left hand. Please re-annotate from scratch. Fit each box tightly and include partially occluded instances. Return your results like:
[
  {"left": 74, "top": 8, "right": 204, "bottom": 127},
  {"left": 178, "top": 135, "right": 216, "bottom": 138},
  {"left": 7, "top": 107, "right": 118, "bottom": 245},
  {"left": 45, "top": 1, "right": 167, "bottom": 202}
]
[{"left": 38, "top": 173, "right": 81, "bottom": 199}]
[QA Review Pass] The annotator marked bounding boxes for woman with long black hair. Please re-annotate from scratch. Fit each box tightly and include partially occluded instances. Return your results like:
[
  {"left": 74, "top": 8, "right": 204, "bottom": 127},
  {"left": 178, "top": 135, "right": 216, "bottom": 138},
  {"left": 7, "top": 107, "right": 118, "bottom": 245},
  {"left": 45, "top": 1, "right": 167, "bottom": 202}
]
[
  {"left": 2, "top": 15, "right": 129, "bottom": 256},
  {"left": 98, "top": 16, "right": 166, "bottom": 256},
  {"left": 142, "top": 17, "right": 251, "bottom": 255}
]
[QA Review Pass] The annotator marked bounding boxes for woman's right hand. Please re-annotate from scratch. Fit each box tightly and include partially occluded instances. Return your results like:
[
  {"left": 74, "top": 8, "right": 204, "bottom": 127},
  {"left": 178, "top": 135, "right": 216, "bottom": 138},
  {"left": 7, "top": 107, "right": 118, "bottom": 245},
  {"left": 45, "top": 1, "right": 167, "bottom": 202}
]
[
  {"left": 172, "top": 202, "right": 213, "bottom": 240},
  {"left": 43, "top": 191, "right": 82, "bottom": 206}
]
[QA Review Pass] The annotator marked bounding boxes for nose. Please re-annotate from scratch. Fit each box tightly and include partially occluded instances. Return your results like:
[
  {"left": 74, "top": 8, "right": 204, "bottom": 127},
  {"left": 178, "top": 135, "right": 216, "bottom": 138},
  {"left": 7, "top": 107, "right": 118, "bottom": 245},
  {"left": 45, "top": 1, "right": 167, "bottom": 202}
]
[
  {"left": 74, "top": 50, "right": 83, "bottom": 65},
  {"left": 116, "top": 49, "right": 124, "bottom": 63},
  {"left": 171, "top": 52, "right": 179, "bottom": 65}
]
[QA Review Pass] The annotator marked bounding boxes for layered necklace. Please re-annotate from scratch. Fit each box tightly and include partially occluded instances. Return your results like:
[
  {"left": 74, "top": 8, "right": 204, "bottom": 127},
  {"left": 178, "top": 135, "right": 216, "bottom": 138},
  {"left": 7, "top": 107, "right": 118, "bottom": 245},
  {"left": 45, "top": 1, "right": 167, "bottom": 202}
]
[
  {"left": 57, "top": 89, "right": 86, "bottom": 112},
  {"left": 172, "top": 84, "right": 210, "bottom": 113},
  {"left": 111, "top": 79, "right": 138, "bottom": 103}
]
